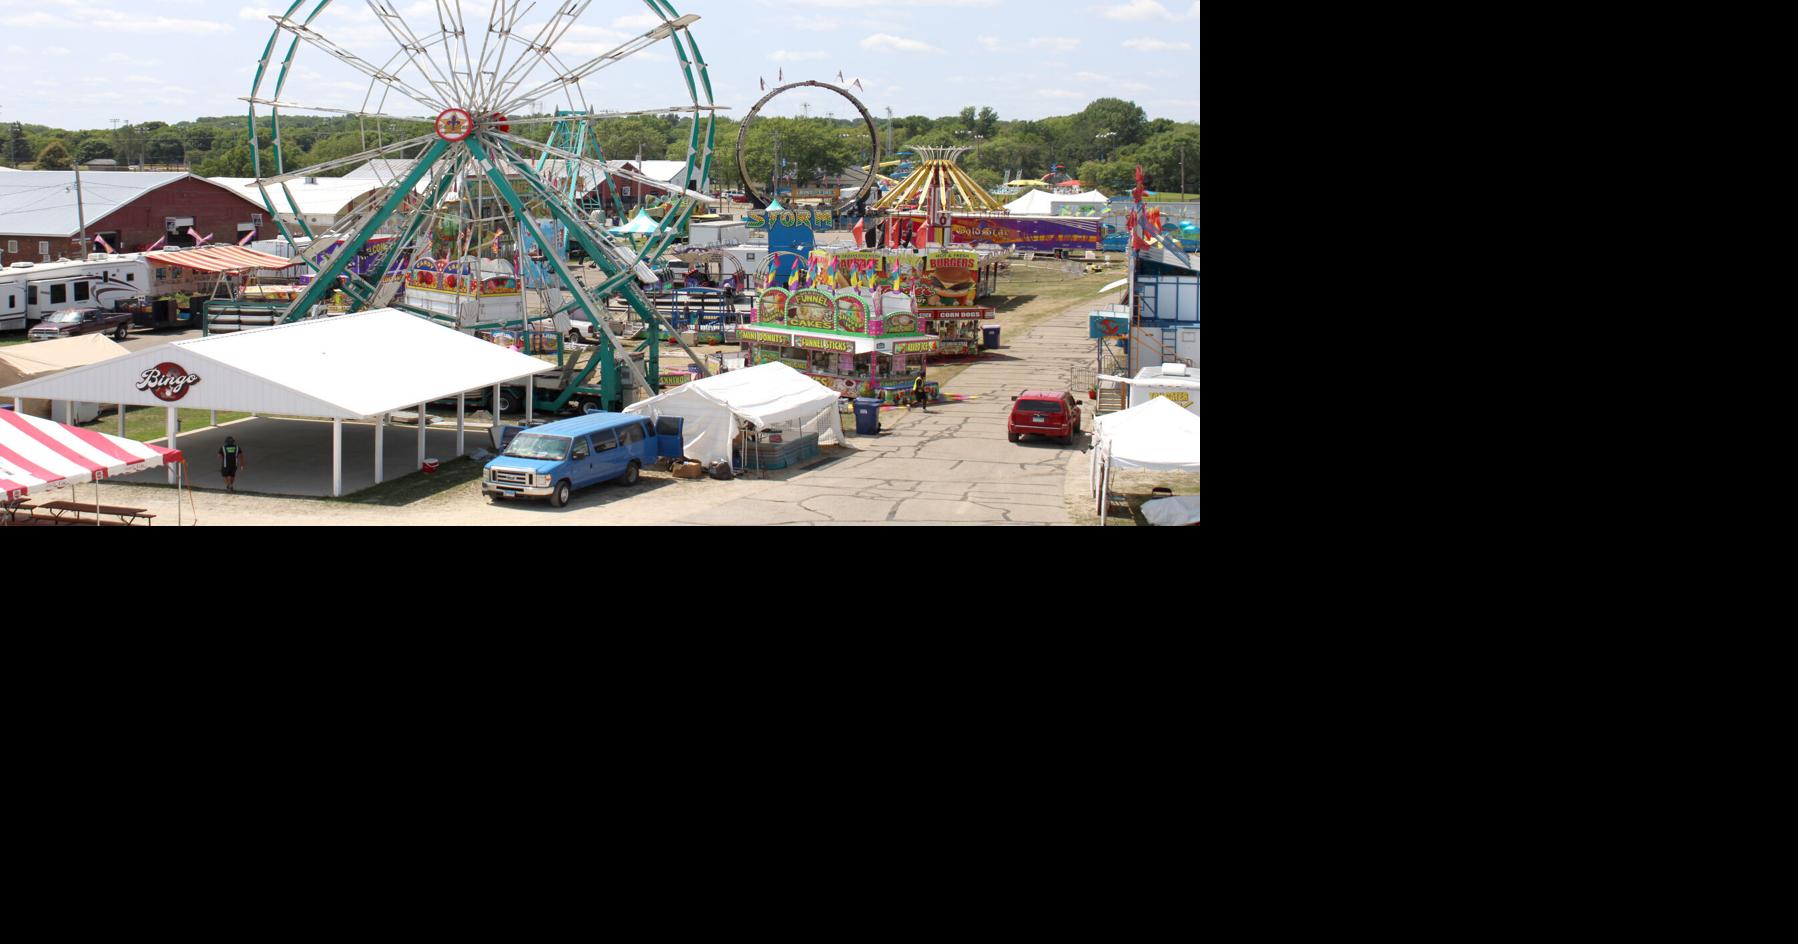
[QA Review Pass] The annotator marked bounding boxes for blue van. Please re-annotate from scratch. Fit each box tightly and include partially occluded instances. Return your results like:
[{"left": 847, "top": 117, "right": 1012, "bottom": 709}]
[{"left": 482, "top": 413, "right": 684, "bottom": 508}]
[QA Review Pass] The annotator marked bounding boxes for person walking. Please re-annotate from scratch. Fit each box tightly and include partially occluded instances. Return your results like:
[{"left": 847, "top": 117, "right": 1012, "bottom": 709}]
[
  {"left": 219, "top": 436, "right": 246, "bottom": 493},
  {"left": 911, "top": 373, "right": 930, "bottom": 413}
]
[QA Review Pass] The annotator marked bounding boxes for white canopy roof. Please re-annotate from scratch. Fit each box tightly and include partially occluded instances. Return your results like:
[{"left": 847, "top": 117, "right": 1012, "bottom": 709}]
[
  {"left": 1005, "top": 189, "right": 1058, "bottom": 215},
  {"left": 1005, "top": 189, "right": 1112, "bottom": 215},
  {"left": 626, "top": 362, "right": 843, "bottom": 465},
  {"left": 0, "top": 309, "right": 552, "bottom": 420},
  {"left": 1093, "top": 396, "right": 1202, "bottom": 473}
]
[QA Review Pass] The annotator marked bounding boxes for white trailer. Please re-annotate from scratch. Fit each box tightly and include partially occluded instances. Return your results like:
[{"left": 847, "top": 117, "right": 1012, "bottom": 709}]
[{"left": 0, "top": 255, "right": 152, "bottom": 327}]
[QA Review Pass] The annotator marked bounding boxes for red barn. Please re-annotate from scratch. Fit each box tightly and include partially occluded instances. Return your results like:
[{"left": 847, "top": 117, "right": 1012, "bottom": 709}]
[{"left": 0, "top": 171, "right": 269, "bottom": 264}]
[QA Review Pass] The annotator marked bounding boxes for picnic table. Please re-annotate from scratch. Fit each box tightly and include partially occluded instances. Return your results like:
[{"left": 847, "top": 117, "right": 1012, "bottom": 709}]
[
  {"left": 33, "top": 501, "right": 158, "bottom": 527},
  {"left": 2, "top": 500, "right": 36, "bottom": 526}
]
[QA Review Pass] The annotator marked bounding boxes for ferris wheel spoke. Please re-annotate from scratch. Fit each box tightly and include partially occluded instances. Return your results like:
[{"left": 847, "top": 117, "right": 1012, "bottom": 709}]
[
  {"left": 266, "top": 13, "right": 449, "bottom": 114},
  {"left": 367, "top": 0, "right": 467, "bottom": 110},
  {"left": 490, "top": 14, "right": 700, "bottom": 116},
  {"left": 257, "top": 132, "right": 439, "bottom": 186},
  {"left": 483, "top": 0, "right": 593, "bottom": 115},
  {"left": 243, "top": 97, "right": 433, "bottom": 124},
  {"left": 489, "top": 130, "right": 716, "bottom": 203}
]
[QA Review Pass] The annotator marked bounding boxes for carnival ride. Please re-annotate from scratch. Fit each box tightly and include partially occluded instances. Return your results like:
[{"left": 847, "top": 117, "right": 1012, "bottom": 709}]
[
  {"left": 244, "top": 0, "right": 724, "bottom": 410},
  {"left": 736, "top": 80, "right": 882, "bottom": 214}
]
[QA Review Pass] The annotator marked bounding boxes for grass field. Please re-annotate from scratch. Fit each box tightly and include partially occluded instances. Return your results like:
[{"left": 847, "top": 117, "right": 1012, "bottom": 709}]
[
  {"left": 328, "top": 456, "right": 485, "bottom": 506},
  {"left": 78, "top": 407, "right": 252, "bottom": 443},
  {"left": 925, "top": 265, "right": 1123, "bottom": 390},
  {"left": 1, "top": 333, "right": 28, "bottom": 348}
]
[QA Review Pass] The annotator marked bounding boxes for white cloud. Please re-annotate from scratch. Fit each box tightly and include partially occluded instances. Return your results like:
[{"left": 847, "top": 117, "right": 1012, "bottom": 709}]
[
  {"left": 1125, "top": 38, "right": 1193, "bottom": 52},
  {"left": 769, "top": 50, "right": 828, "bottom": 62},
  {"left": 860, "top": 34, "right": 945, "bottom": 55}
]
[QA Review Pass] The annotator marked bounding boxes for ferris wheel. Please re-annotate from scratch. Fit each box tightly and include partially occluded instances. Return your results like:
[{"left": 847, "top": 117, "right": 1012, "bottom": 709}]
[{"left": 244, "top": 0, "right": 723, "bottom": 394}]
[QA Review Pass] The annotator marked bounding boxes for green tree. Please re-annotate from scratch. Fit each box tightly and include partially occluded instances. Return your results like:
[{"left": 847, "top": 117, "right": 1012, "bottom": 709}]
[
  {"left": 738, "top": 117, "right": 860, "bottom": 191},
  {"left": 36, "top": 140, "right": 74, "bottom": 170},
  {"left": 147, "top": 132, "right": 187, "bottom": 165},
  {"left": 976, "top": 107, "right": 1000, "bottom": 139},
  {"left": 76, "top": 138, "right": 115, "bottom": 164},
  {"left": 6, "top": 124, "right": 29, "bottom": 165},
  {"left": 1134, "top": 126, "right": 1199, "bottom": 194},
  {"left": 595, "top": 116, "right": 674, "bottom": 164},
  {"left": 183, "top": 125, "right": 217, "bottom": 153}
]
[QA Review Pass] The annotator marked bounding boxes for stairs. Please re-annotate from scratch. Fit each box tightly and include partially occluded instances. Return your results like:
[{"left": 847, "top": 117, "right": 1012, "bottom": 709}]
[{"left": 1097, "top": 384, "right": 1127, "bottom": 414}]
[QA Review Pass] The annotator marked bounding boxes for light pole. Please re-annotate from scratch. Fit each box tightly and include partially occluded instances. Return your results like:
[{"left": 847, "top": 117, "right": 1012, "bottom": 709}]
[
  {"left": 1180, "top": 143, "right": 1185, "bottom": 198},
  {"left": 1096, "top": 131, "right": 1118, "bottom": 163}
]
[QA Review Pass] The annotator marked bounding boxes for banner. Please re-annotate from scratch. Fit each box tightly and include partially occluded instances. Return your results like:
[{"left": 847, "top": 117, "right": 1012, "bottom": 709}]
[
  {"left": 921, "top": 252, "right": 980, "bottom": 308},
  {"left": 948, "top": 216, "right": 1103, "bottom": 250},
  {"left": 786, "top": 288, "right": 837, "bottom": 332},
  {"left": 757, "top": 288, "right": 790, "bottom": 325}
]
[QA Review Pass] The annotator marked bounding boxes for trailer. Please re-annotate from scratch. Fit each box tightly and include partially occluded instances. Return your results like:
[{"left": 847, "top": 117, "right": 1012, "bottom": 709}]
[{"left": 1, "top": 255, "right": 152, "bottom": 330}]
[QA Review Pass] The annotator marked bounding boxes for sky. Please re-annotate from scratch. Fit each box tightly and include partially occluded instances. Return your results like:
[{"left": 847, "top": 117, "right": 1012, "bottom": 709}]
[{"left": 0, "top": 0, "right": 1200, "bottom": 132}]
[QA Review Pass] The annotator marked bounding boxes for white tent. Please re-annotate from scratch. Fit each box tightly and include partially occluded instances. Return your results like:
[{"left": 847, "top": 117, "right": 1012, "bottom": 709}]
[
  {"left": 1004, "top": 189, "right": 1058, "bottom": 215},
  {"left": 625, "top": 362, "right": 843, "bottom": 466},
  {"left": 1090, "top": 397, "right": 1201, "bottom": 526},
  {"left": 1005, "top": 189, "right": 1111, "bottom": 216},
  {"left": 1, "top": 309, "right": 552, "bottom": 496}
]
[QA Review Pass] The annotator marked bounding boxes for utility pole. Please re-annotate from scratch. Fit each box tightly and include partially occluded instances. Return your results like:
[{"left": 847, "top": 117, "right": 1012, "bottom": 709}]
[
  {"left": 1180, "top": 144, "right": 1185, "bottom": 199},
  {"left": 74, "top": 162, "right": 88, "bottom": 261}
]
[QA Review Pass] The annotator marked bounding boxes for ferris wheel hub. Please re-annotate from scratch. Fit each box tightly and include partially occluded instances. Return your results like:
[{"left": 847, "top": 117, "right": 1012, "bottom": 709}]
[{"left": 435, "top": 109, "right": 475, "bottom": 142}]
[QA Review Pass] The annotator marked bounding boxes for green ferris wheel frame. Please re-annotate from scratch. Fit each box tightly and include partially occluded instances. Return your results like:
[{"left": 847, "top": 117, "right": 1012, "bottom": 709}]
[{"left": 243, "top": 0, "right": 722, "bottom": 401}]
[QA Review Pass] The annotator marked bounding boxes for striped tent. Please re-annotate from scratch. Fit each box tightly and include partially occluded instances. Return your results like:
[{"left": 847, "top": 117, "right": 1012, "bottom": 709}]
[
  {"left": 143, "top": 246, "right": 293, "bottom": 273},
  {"left": 0, "top": 409, "right": 183, "bottom": 501}
]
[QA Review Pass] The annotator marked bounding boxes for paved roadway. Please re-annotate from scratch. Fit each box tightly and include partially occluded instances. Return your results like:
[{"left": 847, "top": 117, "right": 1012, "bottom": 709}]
[{"left": 674, "top": 296, "right": 1097, "bottom": 526}]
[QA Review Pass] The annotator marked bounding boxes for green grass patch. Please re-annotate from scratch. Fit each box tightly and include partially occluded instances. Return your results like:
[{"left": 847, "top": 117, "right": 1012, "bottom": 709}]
[
  {"left": 78, "top": 407, "right": 252, "bottom": 443},
  {"left": 328, "top": 457, "right": 485, "bottom": 507},
  {"left": 1, "top": 333, "right": 29, "bottom": 348}
]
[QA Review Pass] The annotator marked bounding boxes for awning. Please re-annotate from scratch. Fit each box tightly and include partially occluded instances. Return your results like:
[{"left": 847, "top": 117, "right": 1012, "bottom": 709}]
[
  {"left": 143, "top": 246, "right": 295, "bottom": 273},
  {"left": 0, "top": 409, "right": 182, "bottom": 501}
]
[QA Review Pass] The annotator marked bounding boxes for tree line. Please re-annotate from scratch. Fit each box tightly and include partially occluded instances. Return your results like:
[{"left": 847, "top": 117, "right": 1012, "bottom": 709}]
[{"left": 5, "top": 97, "right": 1198, "bottom": 197}]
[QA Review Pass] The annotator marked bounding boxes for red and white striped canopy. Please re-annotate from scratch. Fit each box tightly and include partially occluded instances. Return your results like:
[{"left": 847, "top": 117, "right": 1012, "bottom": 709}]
[
  {"left": 143, "top": 246, "right": 293, "bottom": 273},
  {"left": 0, "top": 410, "right": 183, "bottom": 501}
]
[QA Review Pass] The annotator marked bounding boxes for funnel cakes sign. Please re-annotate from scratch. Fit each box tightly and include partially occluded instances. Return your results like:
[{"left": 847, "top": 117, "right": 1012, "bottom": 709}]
[{"left": 137, "top": 363, "right": 202, "bottom": 402}]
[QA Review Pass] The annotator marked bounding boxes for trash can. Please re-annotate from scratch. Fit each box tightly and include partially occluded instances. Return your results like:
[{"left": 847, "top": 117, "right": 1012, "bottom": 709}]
[
  {"left": 982, "top": 324, "right": 1002, "bottom": 350},
  {"left": 853, "top": 398, "right": 883, "bottom": 435}
]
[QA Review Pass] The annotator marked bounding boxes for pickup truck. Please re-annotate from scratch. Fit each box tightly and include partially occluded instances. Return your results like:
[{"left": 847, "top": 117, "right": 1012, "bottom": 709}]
[{"left": 28, "top": 307, "right": 132, "bottom": 342}]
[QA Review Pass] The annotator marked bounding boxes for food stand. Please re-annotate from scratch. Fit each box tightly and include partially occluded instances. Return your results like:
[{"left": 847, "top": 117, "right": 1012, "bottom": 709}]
[{"left": 747, "top": 278, "right": 940, "bottom": 403}]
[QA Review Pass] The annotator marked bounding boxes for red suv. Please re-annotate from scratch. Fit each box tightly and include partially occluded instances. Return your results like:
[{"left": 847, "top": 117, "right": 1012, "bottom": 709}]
[{"left": 1008, "top": 391, "right": 1083, "bottom": 445}]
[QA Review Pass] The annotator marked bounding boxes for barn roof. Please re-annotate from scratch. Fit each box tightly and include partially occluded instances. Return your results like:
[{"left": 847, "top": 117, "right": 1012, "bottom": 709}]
[{"left": 0, "top": 171, "right": 257, "bottom": 239}]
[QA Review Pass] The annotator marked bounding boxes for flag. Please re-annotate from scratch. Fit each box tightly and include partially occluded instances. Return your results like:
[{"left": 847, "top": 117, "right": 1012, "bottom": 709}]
[
  {"left": 838, "top": 70, "right": 846, "bottom": 83},
  {"left": 92, "top": 234, "right": 114, "bottom": 253},
  {"left": 142, "top": 236, "right": 166, "bottom": 252},
  {"left": 886, "top": 217, "right": 900, "bottom": 249},
  {"left": 238, "top": 229, "right": 256, "bottom": 246},
  {"left": 852, "top": 217, "right": 865, "bottom": 248},
  {"left": 187, "top": 228, "right": 213, "bottom": 246},
  {"left": 760, "top": 77, "right": 766, "bottom": 91},
  {"left": 853, "top": 78, "right": 864, "bottom": 92},
  {"left": 778, "top": 68, "right": 784, "bottom": 83}
]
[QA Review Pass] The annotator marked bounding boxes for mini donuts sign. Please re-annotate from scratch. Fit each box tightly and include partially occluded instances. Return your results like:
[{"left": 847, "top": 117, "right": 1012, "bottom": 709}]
[{"left": 137, "top": 363, "right": 202, "bottom": 402}]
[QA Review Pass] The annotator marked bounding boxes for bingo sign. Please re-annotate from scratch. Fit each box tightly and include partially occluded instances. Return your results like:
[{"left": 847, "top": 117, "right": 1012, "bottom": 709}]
[{"left": 137, "top": 363, "right": 202, "bottom": 402}]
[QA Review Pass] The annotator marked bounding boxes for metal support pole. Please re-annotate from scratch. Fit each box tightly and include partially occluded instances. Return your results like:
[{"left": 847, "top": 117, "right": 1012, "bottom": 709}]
[
  {"left": 118, "top": 405, "right": 126, "bottom": 438},
  {"left": 493, "top": 384, "right": 501, "bottom": 426},
  {"left": 375, "top": 415, "right": 385, "bottom": 484},
  {"left": 457, "top": 394, "right": 466, "bottom": 457},
  {"left": 526, "top": 376, "right": 534, "bottom": 424},
  {"left": 166, "top": 408, "right": 177, "bottom": 484},
  {"left": 417, "top": 402, "right": 427, "bottom": 470},
  {"left": 333, "top": 417, "right": 343, "bottom": 498}
]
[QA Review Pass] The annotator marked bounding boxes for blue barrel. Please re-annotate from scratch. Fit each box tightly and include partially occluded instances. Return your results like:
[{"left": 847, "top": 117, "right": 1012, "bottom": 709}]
[
  {"left": 982, "top": 324, "right": 1002, "bottom": 349},
  {"left": 853, "top": 398, "right": 883, "bottom": 435}
]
